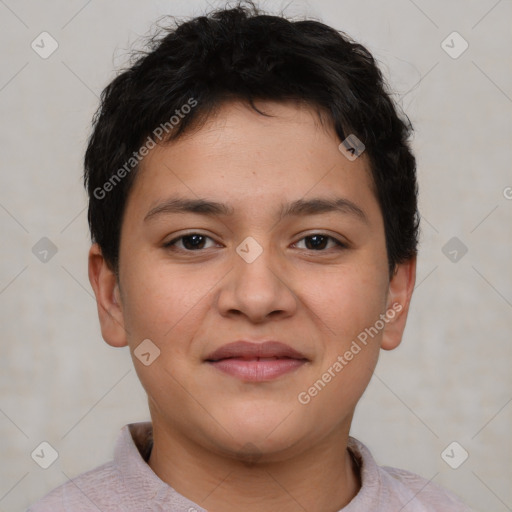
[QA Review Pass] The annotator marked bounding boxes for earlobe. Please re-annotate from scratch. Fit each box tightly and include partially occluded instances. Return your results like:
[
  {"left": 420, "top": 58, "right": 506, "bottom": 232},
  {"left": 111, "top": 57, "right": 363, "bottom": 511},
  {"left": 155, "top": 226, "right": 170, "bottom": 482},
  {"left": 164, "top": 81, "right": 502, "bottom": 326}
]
[
  {"left": 381, "top": 257, "right": 417, "bottom": 351},
  {"left": 88, "top": 244, "right": 128, "bottom": 348}
]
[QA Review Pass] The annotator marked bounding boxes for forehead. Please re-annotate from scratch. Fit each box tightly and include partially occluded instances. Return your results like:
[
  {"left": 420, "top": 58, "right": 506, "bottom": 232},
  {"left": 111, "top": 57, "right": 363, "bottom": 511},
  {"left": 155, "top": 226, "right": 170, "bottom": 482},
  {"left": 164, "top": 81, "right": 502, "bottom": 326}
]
[{"left": 125, "top": 100, "right": 379, "bottom": 221}]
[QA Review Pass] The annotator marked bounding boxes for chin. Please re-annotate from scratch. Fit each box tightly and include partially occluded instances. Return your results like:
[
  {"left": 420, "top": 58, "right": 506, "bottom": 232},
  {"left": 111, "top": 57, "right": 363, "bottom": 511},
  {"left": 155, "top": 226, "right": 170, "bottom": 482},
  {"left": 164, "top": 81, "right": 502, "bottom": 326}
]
[{"left": 206, "top": 410, "right": 311, "bottom": 463}]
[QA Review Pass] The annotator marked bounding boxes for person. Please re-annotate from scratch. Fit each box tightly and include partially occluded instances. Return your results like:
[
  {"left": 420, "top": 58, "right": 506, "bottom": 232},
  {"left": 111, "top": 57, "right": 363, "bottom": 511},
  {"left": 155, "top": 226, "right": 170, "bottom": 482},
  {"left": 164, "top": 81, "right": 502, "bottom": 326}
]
[{"left": 28, "top": 2, "right": 473, "bottom": 510}]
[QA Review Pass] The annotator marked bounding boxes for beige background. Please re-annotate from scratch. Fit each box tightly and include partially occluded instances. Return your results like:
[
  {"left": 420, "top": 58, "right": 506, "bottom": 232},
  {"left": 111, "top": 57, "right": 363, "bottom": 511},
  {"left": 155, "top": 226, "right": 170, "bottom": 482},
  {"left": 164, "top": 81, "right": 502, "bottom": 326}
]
[{"left": 1, "top": 1, "right": 511, "bottom": 510}]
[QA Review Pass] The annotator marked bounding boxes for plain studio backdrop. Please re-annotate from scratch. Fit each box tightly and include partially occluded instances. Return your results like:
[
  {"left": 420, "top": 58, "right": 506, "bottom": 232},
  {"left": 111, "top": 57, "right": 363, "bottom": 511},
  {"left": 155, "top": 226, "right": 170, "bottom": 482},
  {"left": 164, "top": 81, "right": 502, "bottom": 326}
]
[{"left": 1, "top": 1, "right": 511, "bottom": 511}]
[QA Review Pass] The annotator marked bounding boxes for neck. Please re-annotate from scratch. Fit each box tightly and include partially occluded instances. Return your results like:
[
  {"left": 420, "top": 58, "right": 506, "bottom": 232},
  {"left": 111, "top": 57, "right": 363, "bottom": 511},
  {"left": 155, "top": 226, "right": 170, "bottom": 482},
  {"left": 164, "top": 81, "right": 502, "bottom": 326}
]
[{"left": 147, "top": 416, "right": 360, "bottom": 512}]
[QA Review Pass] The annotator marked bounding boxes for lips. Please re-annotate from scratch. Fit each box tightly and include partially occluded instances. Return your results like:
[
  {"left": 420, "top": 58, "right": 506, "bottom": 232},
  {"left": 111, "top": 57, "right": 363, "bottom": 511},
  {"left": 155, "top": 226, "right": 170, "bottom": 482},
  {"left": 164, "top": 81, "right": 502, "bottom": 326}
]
[
  {"left": 205, "top": 341, "right": 308, "bottom": 382},
  {"left": 206, "top": 341, "right": 307, "bottom": 361}
]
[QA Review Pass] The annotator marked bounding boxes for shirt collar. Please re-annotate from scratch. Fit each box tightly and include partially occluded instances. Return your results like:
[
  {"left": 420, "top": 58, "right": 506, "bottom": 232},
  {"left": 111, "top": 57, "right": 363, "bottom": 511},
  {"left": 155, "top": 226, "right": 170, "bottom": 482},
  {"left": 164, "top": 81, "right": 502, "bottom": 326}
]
[
  {"left": 114, "top": 421, "right": 379, "bottom": 511},
  {"left": 114, "top": 421, "right": 208, "bottom": 510}
]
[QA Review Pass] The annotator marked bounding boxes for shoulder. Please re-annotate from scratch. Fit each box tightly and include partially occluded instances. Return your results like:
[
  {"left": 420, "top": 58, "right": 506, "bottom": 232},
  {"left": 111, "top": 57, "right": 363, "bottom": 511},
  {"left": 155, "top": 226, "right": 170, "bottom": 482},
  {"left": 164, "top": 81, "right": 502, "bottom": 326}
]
[
  {"left": 27, "top": 460, "right": 124, "bottom": 512},
  {"left": 379, "top": 465, "right": 474, "bottom": 511},
  {"left": 347, "top": 437, "right": 474, "bottom": 512},
  {"left": 27, "top": 423, "right": 151, "bottom": 511}
]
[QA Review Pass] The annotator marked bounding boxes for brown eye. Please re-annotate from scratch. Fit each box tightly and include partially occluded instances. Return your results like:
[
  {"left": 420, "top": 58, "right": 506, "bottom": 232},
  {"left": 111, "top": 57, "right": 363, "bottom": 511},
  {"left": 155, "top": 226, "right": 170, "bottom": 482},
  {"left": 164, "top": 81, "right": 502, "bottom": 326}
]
[
  {"left": 295, "top": 234, "right": 344, "bottom": 251},
  {"left": 305, "top": 235, "right": 328, "bottom": 250},
  {"left": 165, "top": 234, "right": 216, "bottom": 251},
  {"left": 181, "top": 234, "right": 207, "bottom": 250}
]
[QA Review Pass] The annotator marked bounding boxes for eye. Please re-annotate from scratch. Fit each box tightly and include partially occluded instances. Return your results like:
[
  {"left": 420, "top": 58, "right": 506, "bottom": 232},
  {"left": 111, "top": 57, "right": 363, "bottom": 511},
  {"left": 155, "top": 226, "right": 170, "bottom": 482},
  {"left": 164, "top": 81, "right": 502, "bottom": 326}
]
[
  {"left": 293, "top": 234, "right": 345, "bottom": 251},
  {"left": 164, "top": 233, "right": 217, "bottom": 251}
]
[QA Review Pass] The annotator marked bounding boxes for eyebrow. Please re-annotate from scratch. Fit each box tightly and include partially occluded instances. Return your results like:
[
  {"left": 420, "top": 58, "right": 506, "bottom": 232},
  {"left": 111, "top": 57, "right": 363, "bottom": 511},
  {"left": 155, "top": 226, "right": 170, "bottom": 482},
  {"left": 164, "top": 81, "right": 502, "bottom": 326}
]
[
  {"left": 144, "top": 196, "right": 368, "bottom": 224},
  {"left": 144, "top": 197, "right": 234, "bottom": 221},
  {"left": 279, "top": 197, "right": 368, "bottom": 224}
]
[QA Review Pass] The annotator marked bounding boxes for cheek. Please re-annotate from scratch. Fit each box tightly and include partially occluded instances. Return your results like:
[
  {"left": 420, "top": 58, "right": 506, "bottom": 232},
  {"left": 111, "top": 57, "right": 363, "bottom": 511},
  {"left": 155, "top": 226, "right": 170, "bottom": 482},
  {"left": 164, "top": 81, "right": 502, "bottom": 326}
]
[
  {"left": 295, "top": 261, "right": 389, "bottom": 341},
  {"left": 119, "top": 261, "right": 212, "bottom": 399},
  {"left": 119, "top": 254, "right": 224, "bottom": 343},
  {"left": 296, "top": 269, "right": 384, "bottom": 422},
  {"left": 299, "top": 345, "right": 378, "bottom": 434}
]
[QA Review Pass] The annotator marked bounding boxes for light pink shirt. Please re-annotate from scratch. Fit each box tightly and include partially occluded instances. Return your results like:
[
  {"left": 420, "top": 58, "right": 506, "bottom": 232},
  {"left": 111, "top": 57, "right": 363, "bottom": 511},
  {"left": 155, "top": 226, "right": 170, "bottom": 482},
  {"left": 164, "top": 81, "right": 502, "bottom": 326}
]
[{"left": 28, "top": 422, "right": 473, "bottom": 511}]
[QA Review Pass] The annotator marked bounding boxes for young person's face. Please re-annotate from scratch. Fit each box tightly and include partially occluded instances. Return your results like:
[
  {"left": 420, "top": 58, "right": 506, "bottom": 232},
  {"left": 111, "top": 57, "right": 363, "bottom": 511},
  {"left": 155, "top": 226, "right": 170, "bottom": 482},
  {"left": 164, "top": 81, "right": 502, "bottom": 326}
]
[{"left": 90, "top": 100, "right": 415, "bottom": 461}]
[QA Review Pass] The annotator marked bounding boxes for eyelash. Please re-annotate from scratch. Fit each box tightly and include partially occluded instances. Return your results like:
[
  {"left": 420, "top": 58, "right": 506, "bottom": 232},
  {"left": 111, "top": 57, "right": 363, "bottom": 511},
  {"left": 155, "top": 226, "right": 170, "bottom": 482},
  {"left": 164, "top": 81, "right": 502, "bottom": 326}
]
[{"left": 163, "top": 233, "right": 347, "bottom": 252}]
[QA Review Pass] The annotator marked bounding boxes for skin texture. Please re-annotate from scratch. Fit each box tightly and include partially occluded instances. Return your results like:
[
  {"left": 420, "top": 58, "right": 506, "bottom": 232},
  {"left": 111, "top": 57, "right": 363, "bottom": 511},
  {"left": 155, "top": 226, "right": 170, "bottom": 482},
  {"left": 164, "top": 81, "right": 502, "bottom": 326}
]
[{"left": 88, "top": 100, "right": 416, "bottom": 512}]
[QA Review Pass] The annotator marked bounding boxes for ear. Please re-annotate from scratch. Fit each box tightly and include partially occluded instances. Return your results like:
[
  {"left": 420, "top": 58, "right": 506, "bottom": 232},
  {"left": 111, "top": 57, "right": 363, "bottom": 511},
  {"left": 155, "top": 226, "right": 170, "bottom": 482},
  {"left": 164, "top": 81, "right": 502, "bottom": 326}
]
[
  {"left": 88, "top": 243, "right": 128, "bottom": 347},
  {"left": 381, "top": 257, "right": 416, "bottom": 351}
]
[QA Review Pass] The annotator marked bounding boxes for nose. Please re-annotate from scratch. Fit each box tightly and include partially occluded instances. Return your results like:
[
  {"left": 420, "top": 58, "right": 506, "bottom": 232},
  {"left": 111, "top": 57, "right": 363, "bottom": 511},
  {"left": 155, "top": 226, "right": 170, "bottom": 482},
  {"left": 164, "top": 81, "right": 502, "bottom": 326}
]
[{"left": 215, "top": 240, "right": 298, "bottom": 324}]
